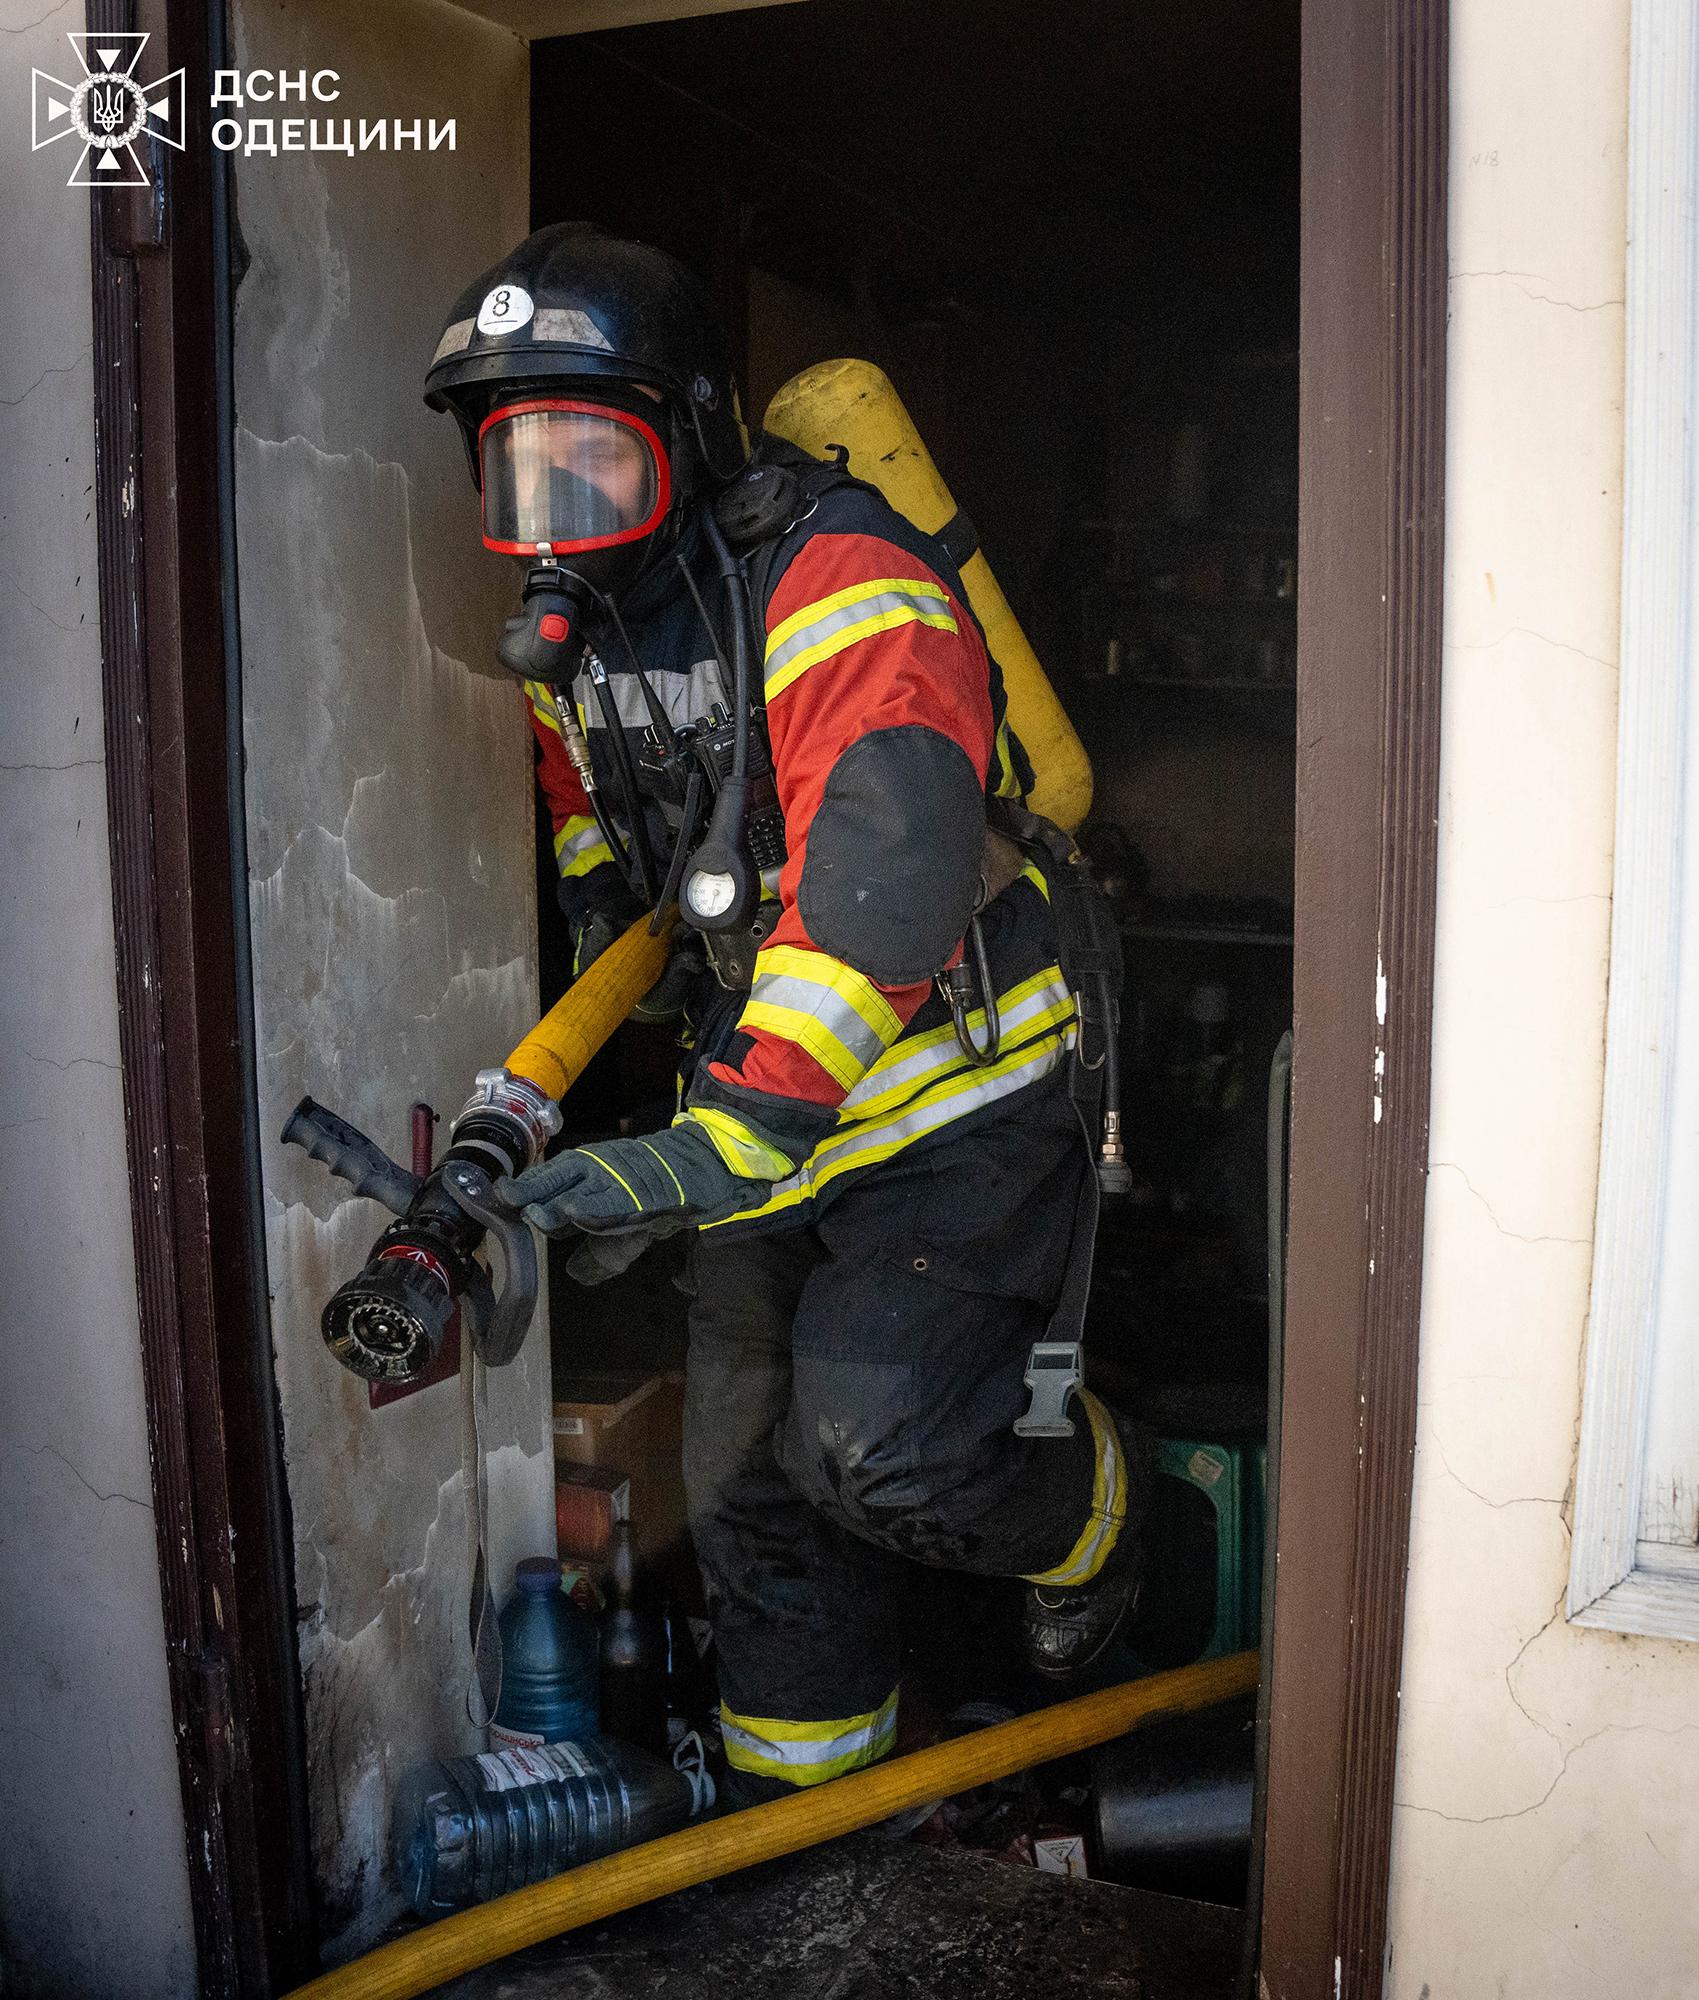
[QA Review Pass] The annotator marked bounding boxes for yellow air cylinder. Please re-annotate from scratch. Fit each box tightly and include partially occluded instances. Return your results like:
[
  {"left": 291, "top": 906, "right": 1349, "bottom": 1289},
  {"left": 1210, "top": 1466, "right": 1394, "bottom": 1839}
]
[{"left": 764, "top": 359, "right": 1093, "bottom": 831}]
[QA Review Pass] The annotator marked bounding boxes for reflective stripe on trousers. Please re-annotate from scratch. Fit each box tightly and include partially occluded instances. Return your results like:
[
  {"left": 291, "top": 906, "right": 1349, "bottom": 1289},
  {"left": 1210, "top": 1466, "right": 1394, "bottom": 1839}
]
[
  {"left": 719, "top": 1687, "right": 900, "bottom": 1787},
  {"left": 1022, "top": 1389, "right": 1128, "bottom": 1587}
]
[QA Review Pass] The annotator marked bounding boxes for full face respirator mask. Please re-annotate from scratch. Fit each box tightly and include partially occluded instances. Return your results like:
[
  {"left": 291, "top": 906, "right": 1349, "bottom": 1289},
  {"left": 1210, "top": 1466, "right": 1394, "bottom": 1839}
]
[{"left": 482, "top": 389, "right": 679, "bottom": 681}]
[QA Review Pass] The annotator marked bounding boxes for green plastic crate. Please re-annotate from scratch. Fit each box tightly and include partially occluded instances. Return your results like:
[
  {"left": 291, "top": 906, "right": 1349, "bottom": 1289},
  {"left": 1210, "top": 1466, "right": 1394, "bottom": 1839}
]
[{"left": 1127, "top": 1438, "right": 1259, "bottom": 1671}]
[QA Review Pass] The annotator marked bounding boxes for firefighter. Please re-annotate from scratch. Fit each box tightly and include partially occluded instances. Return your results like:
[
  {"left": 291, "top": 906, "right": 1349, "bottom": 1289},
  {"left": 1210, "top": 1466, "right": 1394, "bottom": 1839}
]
[{"left": 425, "top": 223, "right": 1155, "bottom": 1803}]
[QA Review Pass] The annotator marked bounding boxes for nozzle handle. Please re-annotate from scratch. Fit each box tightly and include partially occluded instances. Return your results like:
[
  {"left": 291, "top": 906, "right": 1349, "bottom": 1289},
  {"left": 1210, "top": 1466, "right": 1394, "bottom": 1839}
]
[
  {"left": 441, "top": 1159, "right": 539, "bottom": 1367},
  {"left": 282, "top": 1095, "right": 422, "bottom": 1218}
]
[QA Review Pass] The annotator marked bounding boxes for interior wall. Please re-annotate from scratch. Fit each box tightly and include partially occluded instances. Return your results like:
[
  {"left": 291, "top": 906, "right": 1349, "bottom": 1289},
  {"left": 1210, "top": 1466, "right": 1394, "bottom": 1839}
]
[
  {"left": 0, "top": 6, "right": 198, "bottom": 1991},
  {"left": 1386, "top": 1, "right": 1699, "bottom": 1992},
  {"left": 230, "top": 0, "right": 550, "bottom": 1958}
]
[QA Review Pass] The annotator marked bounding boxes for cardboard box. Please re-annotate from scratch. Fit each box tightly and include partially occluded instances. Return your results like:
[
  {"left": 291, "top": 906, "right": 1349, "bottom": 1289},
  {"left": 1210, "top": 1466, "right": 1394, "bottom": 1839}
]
[
  {"left": 553, "top": 1371, "right": 687, "bottom": 1572},
  {"left": 1033, "top": 1832, "right": 1090, "bottom": 1879},
  {"left": 553, "top": 1464, "right": 629, "bottom": 1567}
]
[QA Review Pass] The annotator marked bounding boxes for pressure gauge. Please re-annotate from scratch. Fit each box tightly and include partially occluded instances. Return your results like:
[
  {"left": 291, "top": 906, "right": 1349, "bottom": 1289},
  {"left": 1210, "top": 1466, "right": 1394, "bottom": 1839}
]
[{"left": 685, "top": 869, "right": 737, "bottom": 921}]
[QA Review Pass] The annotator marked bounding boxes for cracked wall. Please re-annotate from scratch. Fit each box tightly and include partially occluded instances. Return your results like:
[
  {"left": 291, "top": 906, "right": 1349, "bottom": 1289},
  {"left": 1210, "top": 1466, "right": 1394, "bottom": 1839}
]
[
  {"left": 230, "top": 0, "right": 546, "bottom": 1960},
  {"left": 1384, "top": 3, "right": 1699, "bottom": 1994},
  {"left": 0, "top": 3, "right": 197, "bottom": 1993}
]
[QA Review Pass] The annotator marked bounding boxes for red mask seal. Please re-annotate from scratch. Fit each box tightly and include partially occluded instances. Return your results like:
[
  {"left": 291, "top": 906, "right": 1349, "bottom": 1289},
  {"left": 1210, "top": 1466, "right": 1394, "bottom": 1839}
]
[{"left": 477, "top": 397, "right": 672, "bottom": 558}]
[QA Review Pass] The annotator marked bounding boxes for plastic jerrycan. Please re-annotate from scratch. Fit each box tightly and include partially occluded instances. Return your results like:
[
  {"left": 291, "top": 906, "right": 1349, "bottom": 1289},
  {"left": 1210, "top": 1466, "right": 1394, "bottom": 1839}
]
[
  {"left": 489, "top": 1556, "right": 599, "bottom": 1750},
  {"left": 393, "top": 1734, "right": 713, "bottom": 1918}
]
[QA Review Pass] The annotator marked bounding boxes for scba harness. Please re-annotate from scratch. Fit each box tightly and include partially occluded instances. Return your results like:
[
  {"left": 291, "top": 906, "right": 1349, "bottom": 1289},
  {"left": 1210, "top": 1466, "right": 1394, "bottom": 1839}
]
[{"left": 711, "top": 447, "right": 1131, "bottom": 1441}]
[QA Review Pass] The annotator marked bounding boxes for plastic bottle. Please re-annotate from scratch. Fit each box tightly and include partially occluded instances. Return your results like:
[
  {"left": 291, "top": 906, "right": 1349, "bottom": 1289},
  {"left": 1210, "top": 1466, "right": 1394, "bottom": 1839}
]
[
  {"left": 393, "top": 1734, "right": 714, "bottom": 1918},
  {"left": 489, "top": 1556, "right": 599, "bottom": 1751},
  {"left": 598, "top": 1519, "right": 667, "bottom": 1754}
]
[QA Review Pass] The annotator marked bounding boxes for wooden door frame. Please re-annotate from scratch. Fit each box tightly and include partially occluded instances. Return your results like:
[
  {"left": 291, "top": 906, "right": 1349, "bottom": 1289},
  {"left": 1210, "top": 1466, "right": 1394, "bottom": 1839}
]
[
  {"left": 1258, "top": 0, "right": 1447, "bottom": 1991},
  {"left": 89, "top": 0, "right": 316, "bottom": 1989},
  {"left": 94, "top": 0, "right": 1444, "bottom": 1990}
]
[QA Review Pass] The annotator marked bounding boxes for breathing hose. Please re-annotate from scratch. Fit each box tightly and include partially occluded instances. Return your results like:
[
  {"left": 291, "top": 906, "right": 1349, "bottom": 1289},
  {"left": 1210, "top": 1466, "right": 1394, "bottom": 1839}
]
[{"left": 287, "top": 1651, "right": 1257, "bottom": 2000}]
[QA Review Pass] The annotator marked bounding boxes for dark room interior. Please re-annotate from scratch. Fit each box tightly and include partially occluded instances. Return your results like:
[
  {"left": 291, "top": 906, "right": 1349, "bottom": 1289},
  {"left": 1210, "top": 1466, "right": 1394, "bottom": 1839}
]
[{"left": 523, "top": 0, "right": 1300, "bottom": 1960}]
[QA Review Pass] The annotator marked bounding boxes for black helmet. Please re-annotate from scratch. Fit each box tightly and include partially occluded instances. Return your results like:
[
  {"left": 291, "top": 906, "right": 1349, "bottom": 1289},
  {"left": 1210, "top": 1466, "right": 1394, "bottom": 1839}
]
[{"left": 424, "top": 223, "right": 746, "bottom": 490}]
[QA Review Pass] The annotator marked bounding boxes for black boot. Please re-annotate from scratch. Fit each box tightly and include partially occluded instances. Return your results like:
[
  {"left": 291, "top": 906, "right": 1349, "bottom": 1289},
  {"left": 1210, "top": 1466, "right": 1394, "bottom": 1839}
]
[{"left": 1021, "top": 1413, "right": 1154, "bottom": 1678}]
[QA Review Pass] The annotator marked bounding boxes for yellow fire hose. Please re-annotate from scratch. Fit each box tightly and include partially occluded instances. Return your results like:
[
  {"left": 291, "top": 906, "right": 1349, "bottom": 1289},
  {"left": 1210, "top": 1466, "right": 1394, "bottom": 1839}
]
[
  {"left": 504, "top": 908, "right": 676, "bottom": 1102},
  {"left": 289, "top": 1651, "right": 1257, "bottom": 2000}
]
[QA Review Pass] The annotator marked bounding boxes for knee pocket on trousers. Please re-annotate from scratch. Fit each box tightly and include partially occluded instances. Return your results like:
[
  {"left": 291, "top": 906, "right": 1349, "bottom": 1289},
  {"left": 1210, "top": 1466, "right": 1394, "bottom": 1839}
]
[
  {"left": 780, "top": 1357, "right": 1011, "bottom": 1570},
  {"left": 781, "top": 1357, "right": 923, "bottom": 1519}
]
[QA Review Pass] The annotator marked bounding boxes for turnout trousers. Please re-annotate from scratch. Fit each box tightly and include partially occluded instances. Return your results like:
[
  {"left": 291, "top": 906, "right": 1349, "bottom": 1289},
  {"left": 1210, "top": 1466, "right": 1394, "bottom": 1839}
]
[{"left": 681, "top": 1075, "right": 1142, "bottom": 1800}]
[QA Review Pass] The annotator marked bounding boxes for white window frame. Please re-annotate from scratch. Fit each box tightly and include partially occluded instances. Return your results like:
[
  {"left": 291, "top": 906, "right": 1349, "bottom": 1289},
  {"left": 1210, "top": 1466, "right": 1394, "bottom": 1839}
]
[{"left": 1568, "top": 0, "right": 1699, "bottom": 1640}]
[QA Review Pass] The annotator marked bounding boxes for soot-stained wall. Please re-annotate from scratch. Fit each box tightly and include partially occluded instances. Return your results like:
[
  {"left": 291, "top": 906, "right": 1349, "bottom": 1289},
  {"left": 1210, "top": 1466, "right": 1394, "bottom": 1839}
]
[{"left": 231, "top": 0, "right": 547, "bottom": 1956}]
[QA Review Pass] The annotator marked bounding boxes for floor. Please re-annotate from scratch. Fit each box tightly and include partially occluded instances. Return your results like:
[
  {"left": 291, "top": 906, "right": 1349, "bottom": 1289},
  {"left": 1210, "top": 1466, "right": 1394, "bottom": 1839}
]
[{"left": 429, "top": 1831, "right": 1243, "bottom": 2000}]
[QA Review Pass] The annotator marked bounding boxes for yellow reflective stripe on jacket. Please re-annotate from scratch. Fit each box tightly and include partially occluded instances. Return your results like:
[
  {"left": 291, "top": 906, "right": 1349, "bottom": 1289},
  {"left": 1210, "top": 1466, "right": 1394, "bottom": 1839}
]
[
  {"left": 836, "top": 967, "right": 1073, "bottom": 1125},
  {"left": 1023, "top": 1389, "right": 1128, "bottom": 1587},
  {"left": 709, "top": 1011, "right": 1077, "bottom": 1229},
  {"left": 806, "top": 1023, "right": 1075, "bottom": 1187},
  {"left": 555, "top": 815, "right": 615, "bottom": 880},
  {"left": 720, "top": 1688, "right": 899, "bottom": 1787},
  {"left": 992, "top": 720, "right": 1024, "bottom": 800},
  {"left": 739, "top": 945, "right": 906, "bottom": 1091},
  {"left": 677, "top": 1106, "right": 794, "bottom": 1182},
  {"left": 764, "top": 577, "right": 958, "bottom": 702},
  {"left": 524, "top": 678, "right": 563, "bottom": 735}
]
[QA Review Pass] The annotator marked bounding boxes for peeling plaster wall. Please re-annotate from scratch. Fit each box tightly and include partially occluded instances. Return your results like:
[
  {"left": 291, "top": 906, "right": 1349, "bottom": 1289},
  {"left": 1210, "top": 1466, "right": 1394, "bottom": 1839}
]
[
  {"left": 230, "top": 0, "right": 547, "bottom": 1957},
  {"left": 0, "top": 4, "right": 197, "bottom": 1993},
  {"left": 1385, "top": 3, "right": 1699, "bottom": 1994}
]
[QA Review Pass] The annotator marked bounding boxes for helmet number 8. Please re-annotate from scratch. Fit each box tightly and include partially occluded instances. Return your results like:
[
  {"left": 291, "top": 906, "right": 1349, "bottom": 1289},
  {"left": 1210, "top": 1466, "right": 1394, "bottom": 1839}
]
[{"left": 477, "top": 285, "right": 535, "bottom": 337}]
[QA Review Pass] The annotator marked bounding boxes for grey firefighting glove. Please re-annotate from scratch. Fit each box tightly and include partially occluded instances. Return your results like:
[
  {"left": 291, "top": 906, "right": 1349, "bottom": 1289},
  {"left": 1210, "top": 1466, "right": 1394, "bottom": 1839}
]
[{"left": 496, "top": 1113, "right": 789, "bottom": 1286}]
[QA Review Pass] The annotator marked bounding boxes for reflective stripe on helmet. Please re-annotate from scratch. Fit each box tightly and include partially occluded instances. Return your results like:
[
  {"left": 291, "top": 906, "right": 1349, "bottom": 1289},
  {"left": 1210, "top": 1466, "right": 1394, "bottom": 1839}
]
[
  {"left": 720, "top": 1688, "right": 899, "bottom": 1787},
  {"left": 1022, "top": 1389, "right": 1128, "bottom": 1588},
  {"left": 763, "top": 577, "right": 958, "bottom": 703}
]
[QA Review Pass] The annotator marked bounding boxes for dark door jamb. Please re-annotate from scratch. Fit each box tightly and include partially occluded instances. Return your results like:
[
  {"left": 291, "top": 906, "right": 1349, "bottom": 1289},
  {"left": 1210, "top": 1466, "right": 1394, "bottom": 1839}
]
[
  {"left": 1258, "top": 0, "right": 1447, "bottom": 1991},
  {"left": 89, "top": 0, "right": 314, "bottom": 1989}
]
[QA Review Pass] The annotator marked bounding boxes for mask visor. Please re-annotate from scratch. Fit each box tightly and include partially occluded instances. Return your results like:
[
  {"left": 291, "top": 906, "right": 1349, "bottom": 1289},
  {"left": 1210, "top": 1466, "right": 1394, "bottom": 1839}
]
[{"left": 479, "top": 399, "right": 671, "bottom": 557}]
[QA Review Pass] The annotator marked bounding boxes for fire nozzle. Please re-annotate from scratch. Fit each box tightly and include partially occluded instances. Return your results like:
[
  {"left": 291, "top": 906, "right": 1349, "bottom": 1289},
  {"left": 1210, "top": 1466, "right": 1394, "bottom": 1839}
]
[
  {"left": 284, "top": 909, "right": 678, "bottom": 1385},
  {"left": 282, "top": 1069, "right": 557, "bottom": 1383}
]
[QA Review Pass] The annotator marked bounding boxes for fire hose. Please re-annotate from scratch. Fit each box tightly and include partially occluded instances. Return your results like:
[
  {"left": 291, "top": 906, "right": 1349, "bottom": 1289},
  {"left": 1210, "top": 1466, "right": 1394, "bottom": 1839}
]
[
  {"left": 288, "top": 1650, "right": 1259, "bottom": 2000},
  {"left": 282, "top": 910, "right": 674, "bottom": 1383}
]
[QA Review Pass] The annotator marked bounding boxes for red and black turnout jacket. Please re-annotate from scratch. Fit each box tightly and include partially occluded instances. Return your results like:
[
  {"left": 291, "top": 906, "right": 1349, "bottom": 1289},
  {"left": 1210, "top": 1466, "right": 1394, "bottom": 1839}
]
[{"left": 523, "top": 454, "right": 1076, "bottom": 1232}]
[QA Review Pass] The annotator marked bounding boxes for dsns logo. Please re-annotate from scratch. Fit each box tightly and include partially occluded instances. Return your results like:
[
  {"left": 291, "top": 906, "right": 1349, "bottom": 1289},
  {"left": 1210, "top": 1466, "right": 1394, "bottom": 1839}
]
[{"left": 31, "top": 32, "right": 185, "bottom": 189}]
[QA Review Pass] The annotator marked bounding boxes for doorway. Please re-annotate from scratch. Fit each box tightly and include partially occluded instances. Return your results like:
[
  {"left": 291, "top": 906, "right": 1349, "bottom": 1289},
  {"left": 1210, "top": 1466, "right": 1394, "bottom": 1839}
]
[
  {"left": 531, "top": 0, "right": 1296, "bottom": 1968},
  {"left": 93, "top": 0, "right": 1444, "bottom": 1989}
]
